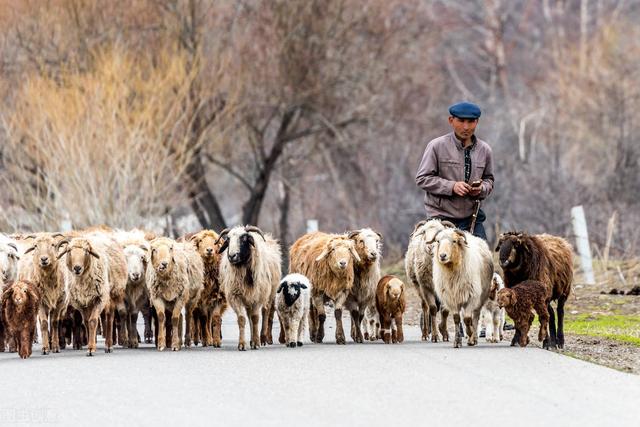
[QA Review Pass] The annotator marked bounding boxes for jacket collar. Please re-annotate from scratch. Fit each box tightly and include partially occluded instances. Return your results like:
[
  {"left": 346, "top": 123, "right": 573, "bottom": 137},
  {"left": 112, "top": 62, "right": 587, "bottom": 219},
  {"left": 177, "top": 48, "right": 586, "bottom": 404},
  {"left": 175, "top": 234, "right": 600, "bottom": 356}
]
[{"left": 450, "top": 132, "right": 477, "bottom": 151}]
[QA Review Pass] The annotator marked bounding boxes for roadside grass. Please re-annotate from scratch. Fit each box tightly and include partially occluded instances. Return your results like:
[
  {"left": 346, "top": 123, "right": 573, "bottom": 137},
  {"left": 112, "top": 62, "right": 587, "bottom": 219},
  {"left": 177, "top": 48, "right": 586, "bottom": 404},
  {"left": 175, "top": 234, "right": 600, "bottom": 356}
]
[{"left": 563, "top": 314, "right": 640, "bottom": 347}]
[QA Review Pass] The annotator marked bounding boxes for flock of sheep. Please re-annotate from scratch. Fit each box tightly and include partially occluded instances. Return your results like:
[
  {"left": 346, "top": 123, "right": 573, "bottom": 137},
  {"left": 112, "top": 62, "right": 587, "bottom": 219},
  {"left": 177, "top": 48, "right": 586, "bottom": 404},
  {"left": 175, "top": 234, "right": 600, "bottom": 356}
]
[{"left": 0, "top": 220, "right": 573, "bottom": 359}]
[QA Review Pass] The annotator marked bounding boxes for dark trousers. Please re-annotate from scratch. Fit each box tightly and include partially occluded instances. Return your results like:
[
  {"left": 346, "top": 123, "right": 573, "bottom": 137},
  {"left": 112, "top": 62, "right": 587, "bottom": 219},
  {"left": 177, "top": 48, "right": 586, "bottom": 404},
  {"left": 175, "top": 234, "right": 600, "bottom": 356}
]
[{"left": 431, "top": 209, "right": 487, "bottom": 241}]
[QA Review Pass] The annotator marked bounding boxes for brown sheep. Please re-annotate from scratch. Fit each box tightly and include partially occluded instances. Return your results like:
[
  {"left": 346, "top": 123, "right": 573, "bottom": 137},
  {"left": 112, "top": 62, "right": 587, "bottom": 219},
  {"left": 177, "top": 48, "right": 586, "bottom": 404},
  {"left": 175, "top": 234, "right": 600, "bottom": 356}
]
[
  {"left": 497, "top": 280, "right": 550, "bottom": 348},
  {"left": 289, "top": 232, "right": 360, "bottom": 345},
  {"left": 1, "top": 280, "right": 41, "bottom": 358},
  {"left": 188, "top": 230, "right": 227, "bottom": 347},
  {"left": 375, "top": 275, "right": 406, "bottom": 344},
  {"left": 495, "top": 232, "right": 573, "bottom": 348}
]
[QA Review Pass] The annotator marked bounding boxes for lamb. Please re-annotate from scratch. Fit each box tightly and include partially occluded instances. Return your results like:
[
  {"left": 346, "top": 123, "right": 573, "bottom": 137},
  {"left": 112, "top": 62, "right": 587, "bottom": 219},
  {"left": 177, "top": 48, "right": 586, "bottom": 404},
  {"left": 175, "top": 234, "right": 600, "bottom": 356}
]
[
  {"left": 497, "top": 280, "right": 550, "bottom": 347},
  {"left": 1, "top": 280, "right": 41, "bottom": 358},
  {"left": 428, "top": 228, "right": 493, "bottom": 348},
  {"left": 478, "top": 273, "right": 505, "bottom": 343},
  {"left": 145, "top": 237, "right": 203, "bottom": 351},
  {"left": 362, "top": 305, "right": 380, "bottom": 341},
  {"left": 218, "top": 225, "right": 281, "bottom": 351},
  {"left": 113, "top": 229, "right": 154, "bottom": 348},
  {"left": 58, "top": 235, "right": 128, "bottom": 355},
  {"left": 187, "top": 230, "right": 227, "bottom": 347},
  {"left": 276, "top": 273, "right": 310, "bottom": 348},
  {"left": 495, "top": 232, "right": 573, "bottom": 348},
  {"left": 404, "top": 219, "right": 456, "bottom": 342},
  {"left": 345, "top": 228, "right": 382, "bottom": 343},
  {"left": 18, "top": 233, "right": 69, "bottom": 354},
  {"left": 375, "top": 275, "right": 406, "bottom": 344}
]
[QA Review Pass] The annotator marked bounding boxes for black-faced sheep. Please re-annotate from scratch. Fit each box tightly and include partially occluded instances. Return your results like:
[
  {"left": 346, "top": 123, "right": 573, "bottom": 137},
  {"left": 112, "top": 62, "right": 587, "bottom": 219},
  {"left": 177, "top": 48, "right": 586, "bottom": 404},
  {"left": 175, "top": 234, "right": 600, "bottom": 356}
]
[
  {"left": 19, "top": 233, "right": 69, "bottom": 354},
  {"left": 188, "top": 230, "right": 227, "bottom": 347},
  {"left": 405, "top": 219, "right": 456, "bottom": 342},
  {"left": 59, "top": 235, "right": 128, "bottom": 355},
  {"left": 289, "top": 232, "right": 360, "bottom": 345},
  {"left": 218, "top": 225, "right": 281, "bottom": 351},
  {"left": 345, "top": 228, "right": 382, "bottom": 343},
  {"left": 478, "top": 273, "right": 505, "bottom": 343},
  {"left": 1, "top": 280, "right": 41, "bottom": 359},
  {"left": 429, "top": 228, "right": 493, "bottom": 348},
  {"left": 276, "top": 273, "right": 310, "bottom": 348},
  {"left": 495, "top": 232, "right": 573, "bottom": 348},
  {"left": 497, "top": 280, "right": 550, "bottom": 347},
  {"left": 375, "top": 275, "right": 406, "bottom": 344}
]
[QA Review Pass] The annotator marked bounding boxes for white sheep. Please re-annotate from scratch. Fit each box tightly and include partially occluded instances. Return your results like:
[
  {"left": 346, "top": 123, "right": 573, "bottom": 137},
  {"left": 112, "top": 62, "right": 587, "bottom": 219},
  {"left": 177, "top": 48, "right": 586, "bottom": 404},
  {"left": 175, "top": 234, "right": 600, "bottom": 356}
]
[
  {"left": 276, "top": 273, "right": 310, "bottom": 348},
  {"left": 218, "top": 225, "right": 281, "bottom": 351},
  {"left": 478, "top": 273, "right": 505, "bottom": 343},
  {"left": 0, "top": 234, "right": 20, "bottom": 284},
  {"left": 429, "top": 228, "right": 493, "bottom": 348}
]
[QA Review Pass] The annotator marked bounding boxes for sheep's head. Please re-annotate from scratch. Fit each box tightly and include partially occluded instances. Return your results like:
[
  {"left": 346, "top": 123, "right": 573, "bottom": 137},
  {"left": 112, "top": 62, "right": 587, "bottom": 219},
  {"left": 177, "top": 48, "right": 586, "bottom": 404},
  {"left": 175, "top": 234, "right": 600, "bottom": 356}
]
[
  {"left": 190, "top": 230, "right": 221, "bottom": 262},
  {"left": 149, "top": 238, "right": 176, "bottom": 276},
  {"left": 315, "top": 237, "right": 360, "bottom": 273},
  {"left": 385, "top": 277, "right": 404, "bottom": 301},
  {"left": 347, "top": 228, "right": 382, "bottom": 262},
  {"left": 123, "top": 243, "right": 149, "bottom": 283},
  {"left": 278, "top": 274, "right": 310, "bottom": 307},
  {"left": 0, "top": 241, "right": 19, "bottom": 283},
  {"left": 434, "top": 229, "right": 467, "bottom": 266},
  {"left": 495, "top": 232, "right": 526, "bottom": 270},
  {"left": 489, "top": 274, "right": 503, "bottom": 300},
  {"left": 24, "top": 233, "right": 66, "bottom": 270},
  {"left": 217, "top": 226, "right": 264, "bottom": 266},
  {"left": 497, "top": 288, "right": 516, "bottom": 308},
  {"left": 60, "top": 238, "right": 100, "bottom": 276},
  {"left": 416, "top": 219, "right": 456, "bottom": 246}
]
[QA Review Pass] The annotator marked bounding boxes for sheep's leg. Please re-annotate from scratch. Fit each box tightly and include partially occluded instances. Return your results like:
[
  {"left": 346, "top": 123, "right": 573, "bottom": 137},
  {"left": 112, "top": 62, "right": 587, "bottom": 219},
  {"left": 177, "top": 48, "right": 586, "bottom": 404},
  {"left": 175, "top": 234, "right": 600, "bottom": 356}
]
[
  {"left": 350, "top": 308, "right": 364, "bottom": 343},
  {"left": 128, "top": 310, "right": 139, "bottom": 348},
  {"left": 380, "top": 313, "right": 392, "bottom": 344},
  {"left": 116, "top": 303, "right": 129, "bottom": 348},
  {"left": 285, "top": 316, "right": 296, "bottom": 348},
  {"left": 537, "top": 303, "right": 550, "bottom": 346},
  {"left": 453, "top": 312, "right": 462, "bottom": 348},
  {"left": 212, "top": 308, "right": 223, "bottom": 348},
  {"left": 518, "top": 318, "right": 530, "bottom": 347},
  {"left": 142, "top": 302, "right": 153, "bottom": 344},
  {"left": 85, "top": 308, "right": 99, "bottom": 356},
  {"left": 170, "top": 302, "right": 184, "bottom": 351},
  {"left": 439, "top": 308, "right": 450, "bottom": 342},
  {"left": 334, "top": 295, "right": 347, "bottom": 345},
  {"left": 394, "top": 313, "right": 404, "bottom": 343},
  {"left": 38, "top": 307, "right": 50, "bottom": 355},
  {"left": 235, "top": 304, "right": 247, "bottom": 351},
  {"left": 183, "top": 303, "right": 193, "bottom": 348},
  {"left": 545, "top": 302, "right": 557, "bottom": 349},
  {"left": 420, "top": 300, "right": 429, "bottom": 341},
  {"left": 260, "top": 305, "right": 270, "bottom": 346},
  {"left": 250, "top": 305, "right": 261, "bottom": 350},
  {"left": 104, "top": 306, "right": 115, "bottom": 353},
  {"left": 490, "top": 312, "right": 500, "bottom": 343},
  {"left": 297, "top": 308, "right": 306, "bottom": 346},
  {"left": 203, "top": 310, "right": 213, "bottom": 346},
  {"left": 154, "top": 303, "right": 166, "bottom": 351},
  {"left": 19, "top": 327, "right": 31, "bottom": 359},
  {"left": 464, "top": 316, "right": 475, "bottom": 346},
  {"left": 556, "top": 296, "right": 566, "bottom": 349},
  {"left": 278, "top": 313, "right": 286, "bottom": 344},
  {"left": 311, "top": 295, "right": 325, "bottom": 343},
  {"left": 51, "top": 305, "right": 64, "bottom": 353}
]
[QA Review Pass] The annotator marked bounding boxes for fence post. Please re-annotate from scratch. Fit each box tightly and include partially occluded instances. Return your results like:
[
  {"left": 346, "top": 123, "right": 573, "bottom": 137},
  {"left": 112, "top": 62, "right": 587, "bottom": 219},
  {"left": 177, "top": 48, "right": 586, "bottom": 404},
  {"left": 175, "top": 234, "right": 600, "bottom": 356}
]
[{"left": 571, "top": 205, "right": 595, "bottom": 285}]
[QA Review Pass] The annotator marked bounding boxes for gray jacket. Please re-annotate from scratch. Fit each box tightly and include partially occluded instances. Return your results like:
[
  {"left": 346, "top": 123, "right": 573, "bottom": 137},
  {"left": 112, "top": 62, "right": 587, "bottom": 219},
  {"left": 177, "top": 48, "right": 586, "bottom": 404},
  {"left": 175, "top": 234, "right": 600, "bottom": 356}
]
[{"left": 415, "top": 132, "right": 494, "bottom": 219}]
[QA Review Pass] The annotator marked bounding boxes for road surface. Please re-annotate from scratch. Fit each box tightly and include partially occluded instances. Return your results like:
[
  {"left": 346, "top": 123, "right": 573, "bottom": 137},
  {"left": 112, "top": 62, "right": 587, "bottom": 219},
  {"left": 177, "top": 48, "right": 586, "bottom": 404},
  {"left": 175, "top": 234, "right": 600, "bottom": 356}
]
[{"left": 1, "top": 312, "right": 639, "bottom": 426}]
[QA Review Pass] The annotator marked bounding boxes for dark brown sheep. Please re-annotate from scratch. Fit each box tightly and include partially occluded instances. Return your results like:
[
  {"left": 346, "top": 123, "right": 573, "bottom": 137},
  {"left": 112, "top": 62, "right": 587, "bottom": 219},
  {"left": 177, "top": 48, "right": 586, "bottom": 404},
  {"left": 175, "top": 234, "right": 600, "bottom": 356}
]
[
  {"left": 497, "top": 280, "right": 550, "bottom": 348},
  {"left": 495, "top": 232, "right": 573, "bottom": 348},
  {"left": 375, "top": 275, "right": 406, "bottom": 344},
  {"left": 1, "top": 280, "right": 41, "bottom": 358}
]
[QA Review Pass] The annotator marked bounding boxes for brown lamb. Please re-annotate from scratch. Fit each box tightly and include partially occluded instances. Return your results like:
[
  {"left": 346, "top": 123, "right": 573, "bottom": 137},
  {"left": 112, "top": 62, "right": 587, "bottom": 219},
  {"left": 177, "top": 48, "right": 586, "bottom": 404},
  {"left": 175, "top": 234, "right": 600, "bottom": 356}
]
[
  {"left": 497, "top": 280, "right": 550, "bottom": 348},
  {"left": 1, "top": 280, "right": 41, "bottom": 359},
  {"left": 375, "top": 275, "right": 406, "bottom": 344}
]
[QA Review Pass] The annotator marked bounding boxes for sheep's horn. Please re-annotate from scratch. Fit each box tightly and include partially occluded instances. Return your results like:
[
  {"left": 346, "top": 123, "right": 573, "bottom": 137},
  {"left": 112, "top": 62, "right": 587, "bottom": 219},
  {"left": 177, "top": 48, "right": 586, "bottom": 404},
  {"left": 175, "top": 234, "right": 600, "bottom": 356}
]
[
  {"left": 245, "top": 226, "right": 265, "bottom": 241},
  {"left": 7, "top": 243, "right": 18, "bottom": 252},
  {"left": 347, "top": 230, "right": 360, "bottom": 239},
  {"left": 51, "top": 233, "right": 65, "bottom": 238},
  {"left": 24, "top": 245, "right": 36, "bottom": 254},
  {"left": 24, "top": 234, "right": 37, "bottom": 240},
  {"left": 425, "top": 229, "right": 443, "bottom": 245},
  {"left": 215, "top": 228, "right": 230, "bottom": 244},
  {"left": 441, "top": 220, "right": 456, "bottom": 229},
  {"left": 56, "top": 239, "right": 70, "bottom": 250},
  {"left": 410, "top": 220, "right": 427, "bottom": 237},
  {"left": 56, "top": 248, "right": 70, "bottom": 260}
]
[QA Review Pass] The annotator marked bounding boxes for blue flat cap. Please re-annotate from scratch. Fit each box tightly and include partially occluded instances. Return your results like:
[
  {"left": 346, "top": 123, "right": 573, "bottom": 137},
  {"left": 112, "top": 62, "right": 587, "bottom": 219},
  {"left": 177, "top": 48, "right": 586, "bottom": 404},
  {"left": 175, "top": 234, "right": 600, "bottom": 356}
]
[{"left": 449, "top": 102, "right": 481, "bottom": 119}]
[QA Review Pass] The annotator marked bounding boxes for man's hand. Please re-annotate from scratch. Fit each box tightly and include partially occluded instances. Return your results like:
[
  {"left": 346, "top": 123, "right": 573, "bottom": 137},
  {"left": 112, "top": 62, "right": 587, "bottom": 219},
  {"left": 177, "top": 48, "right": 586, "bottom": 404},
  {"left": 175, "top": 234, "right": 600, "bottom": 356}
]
[
  {"left": 453, "top": 181, "right": 471, "bottom": 196},
  {"left": 469, "top": 183, "right": 482, "bottom": 197}
]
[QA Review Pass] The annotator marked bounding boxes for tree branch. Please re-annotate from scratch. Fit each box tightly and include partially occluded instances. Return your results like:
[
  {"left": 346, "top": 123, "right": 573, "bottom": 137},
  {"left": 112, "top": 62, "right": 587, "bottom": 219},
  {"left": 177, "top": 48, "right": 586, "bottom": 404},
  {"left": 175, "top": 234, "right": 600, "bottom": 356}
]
[{"left": 204, "top": 152, "right": 253, "bottom": 191}]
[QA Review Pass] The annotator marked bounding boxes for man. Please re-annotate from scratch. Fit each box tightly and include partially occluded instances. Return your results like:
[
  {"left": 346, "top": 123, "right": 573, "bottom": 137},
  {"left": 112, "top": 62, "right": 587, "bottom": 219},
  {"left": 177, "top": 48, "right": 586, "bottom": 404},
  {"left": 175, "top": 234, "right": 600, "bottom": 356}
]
[{"left": 415, "top": 101, "right": 494, "bottom": 240}]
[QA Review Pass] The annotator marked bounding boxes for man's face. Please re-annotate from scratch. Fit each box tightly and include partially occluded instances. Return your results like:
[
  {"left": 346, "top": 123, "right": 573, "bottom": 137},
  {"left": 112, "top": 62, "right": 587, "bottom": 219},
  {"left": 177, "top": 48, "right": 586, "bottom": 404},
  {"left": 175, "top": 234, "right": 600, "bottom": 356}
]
[{"left": 448, "top": 116, "right": 478, "bottom": 140}]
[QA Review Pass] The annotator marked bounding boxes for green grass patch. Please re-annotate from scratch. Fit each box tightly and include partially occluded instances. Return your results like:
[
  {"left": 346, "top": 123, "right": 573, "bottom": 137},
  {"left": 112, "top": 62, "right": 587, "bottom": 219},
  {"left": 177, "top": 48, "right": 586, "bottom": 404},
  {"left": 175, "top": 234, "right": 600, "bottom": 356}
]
[{"left": 564, "top": 314, "right": 640, "bottom": 346}]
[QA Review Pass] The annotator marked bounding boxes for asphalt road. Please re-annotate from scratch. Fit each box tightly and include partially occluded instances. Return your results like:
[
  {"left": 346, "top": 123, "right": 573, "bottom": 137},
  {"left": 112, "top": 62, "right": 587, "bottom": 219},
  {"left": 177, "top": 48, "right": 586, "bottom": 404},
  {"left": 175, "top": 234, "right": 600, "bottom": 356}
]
[{"left": 1, "top": 313, "right": 639, "bottom": 427}]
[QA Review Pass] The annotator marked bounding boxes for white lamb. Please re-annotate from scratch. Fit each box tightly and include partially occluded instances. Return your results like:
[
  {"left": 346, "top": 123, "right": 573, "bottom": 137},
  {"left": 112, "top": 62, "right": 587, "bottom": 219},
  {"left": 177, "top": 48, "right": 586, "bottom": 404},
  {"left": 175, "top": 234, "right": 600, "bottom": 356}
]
[
  {"left": 478, "top": 273, "right": 505, "bottom": 343},
  {"left": 275, "top": 273, "right": 310, "bottom": 348}
]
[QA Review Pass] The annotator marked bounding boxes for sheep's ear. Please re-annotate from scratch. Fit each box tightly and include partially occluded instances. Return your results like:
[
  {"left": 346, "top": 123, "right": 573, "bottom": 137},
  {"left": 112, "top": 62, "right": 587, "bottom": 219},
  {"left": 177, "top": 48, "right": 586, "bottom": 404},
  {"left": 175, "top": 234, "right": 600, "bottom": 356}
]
[
  {"left": 7, "top": 243, "right": 18, "bottom": 252},
  {"left": 495, "top": 234, "right": 505, "bottom": 252},
  {"left": 247, "top": 235, "right": 255, "bottom": 247},
  {"left": 277, "top": 283, "right": 285, "bottom": 293},
  {"left": 218, "top": 240, "right": 229, "bottom": 254},
  {"left": 349, "top": 245, "right": 361, "bottom": 263},
  {"left": 454, "top": 230, "right": 468, "bottom": 246},
  {"left": 24, "top": 245, "right": 36, "bottom": 254},
  {"left": 300, "top": 283, "right": 307, "bottom": 289},
  {"left": 315, "top": 246, "right": 331, "bottom": 262},
  {"left": 88, "top": 249, "right": 101, "bottom": 259},
  {"left": 375, "top": 231, "right": 383, "bottom": 240},
  {"left": 9, "top": 253, "right": 20, "bottom": 261}
]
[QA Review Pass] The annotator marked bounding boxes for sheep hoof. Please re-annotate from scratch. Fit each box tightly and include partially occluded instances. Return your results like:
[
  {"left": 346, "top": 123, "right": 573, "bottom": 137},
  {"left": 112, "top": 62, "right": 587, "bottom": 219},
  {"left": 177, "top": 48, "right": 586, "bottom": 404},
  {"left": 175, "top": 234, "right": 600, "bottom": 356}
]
[
  {"left": 158, "top": 346, "right": 165, "bottom": 352},
  {"left": 250, "top": 342, "right": 258, "bottom": 350},
  {"left": 105, "top": 348, "right": 112, "bottom": 353},
  {"left": 41, "top": 349, "right": 49, "bottom": 355},
  {"left": 86, "top": 351, "right": 94, "bottom": 357},
  {"left": 238, "top": 343, "right": 246, "bottom": 351},
  {"left": 297, "top": 342, "right": 303, "bottom": 347},
  {"left": 288, "top": 342, "right": 296, "bottom": 348},
  {"left": 172, "top": 347, "right": 179, "bottom": 351}
]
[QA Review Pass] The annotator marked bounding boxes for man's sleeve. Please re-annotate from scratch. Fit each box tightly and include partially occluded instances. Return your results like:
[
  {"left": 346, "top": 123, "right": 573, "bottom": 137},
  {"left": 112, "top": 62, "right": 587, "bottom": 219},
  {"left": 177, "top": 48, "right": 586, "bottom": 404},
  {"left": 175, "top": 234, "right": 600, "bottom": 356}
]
[
  {"left": 480, "top": 147, "right": 494, "bottom": 198},
  {"left": 415, "top": 142, "right": 455, "bottom": 196}
]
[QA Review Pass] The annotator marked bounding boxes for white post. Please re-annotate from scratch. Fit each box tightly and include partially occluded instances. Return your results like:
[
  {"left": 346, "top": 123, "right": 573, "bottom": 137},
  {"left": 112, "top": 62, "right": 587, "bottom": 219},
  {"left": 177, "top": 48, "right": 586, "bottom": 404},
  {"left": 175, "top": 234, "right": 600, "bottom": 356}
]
[
  {"left": 571, "top": 205, "right": 595, "bottom": 285},
  {"left": 306, "top": 219, "right": 318, "bottom": 234}
]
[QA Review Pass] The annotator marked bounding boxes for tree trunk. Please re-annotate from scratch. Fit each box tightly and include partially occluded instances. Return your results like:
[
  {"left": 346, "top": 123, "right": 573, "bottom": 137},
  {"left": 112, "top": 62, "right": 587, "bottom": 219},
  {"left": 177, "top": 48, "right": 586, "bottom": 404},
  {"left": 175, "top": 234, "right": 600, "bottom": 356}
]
[
  {"left": 278, "top": 181, "right": 290, "bottom": 273},
  {"left": 187, "top": 153, "right": 227, "bottom": 231}
]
